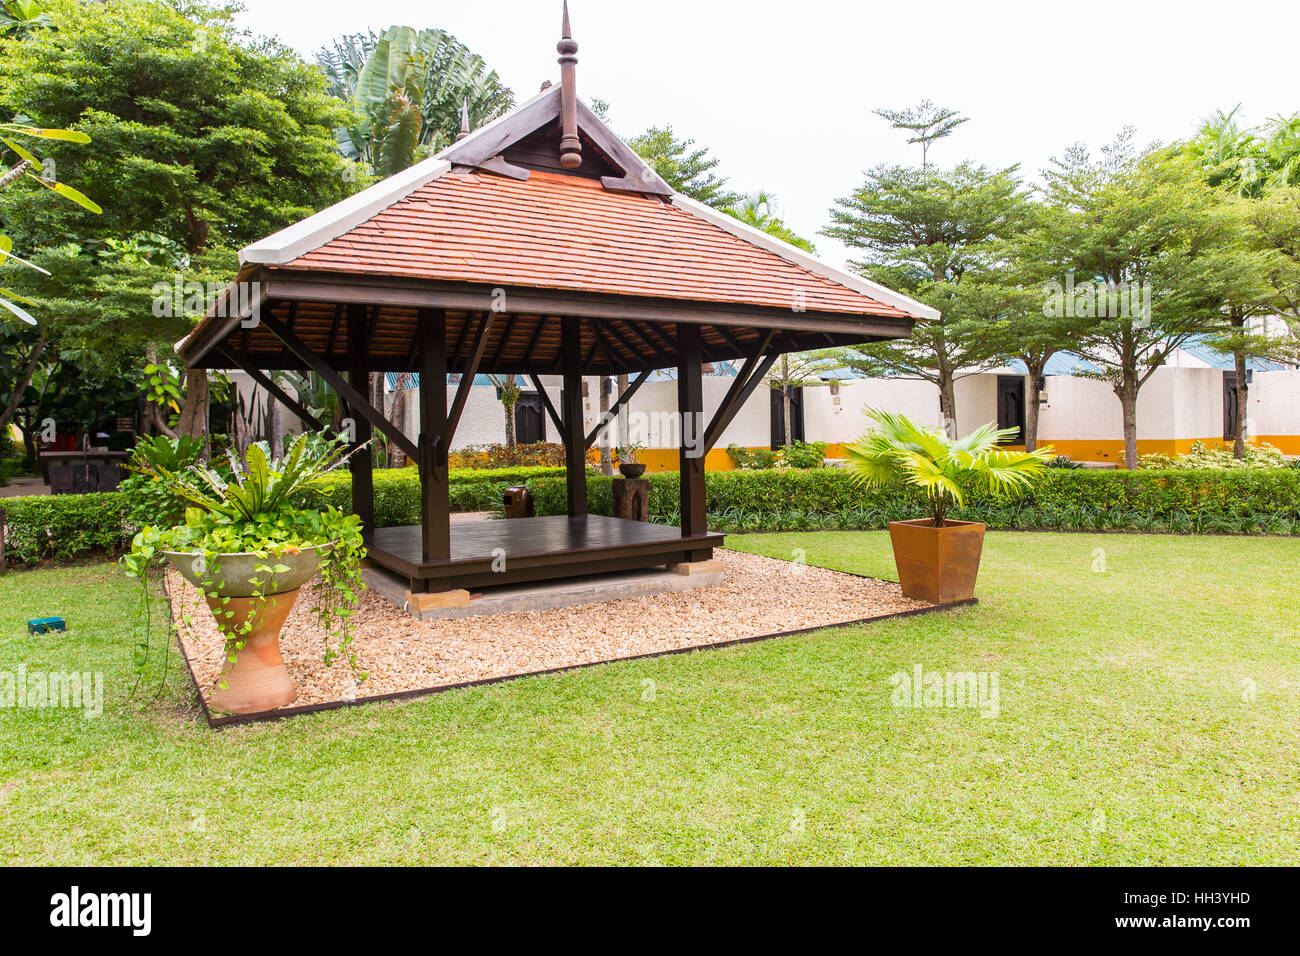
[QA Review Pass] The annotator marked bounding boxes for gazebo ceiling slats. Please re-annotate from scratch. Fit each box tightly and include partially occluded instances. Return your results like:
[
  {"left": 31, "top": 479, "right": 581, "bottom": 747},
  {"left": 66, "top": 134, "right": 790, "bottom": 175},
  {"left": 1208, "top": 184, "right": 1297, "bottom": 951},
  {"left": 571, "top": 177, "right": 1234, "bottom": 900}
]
[{"left": 196, "top": 296, "right": 884, "bottom": 375}]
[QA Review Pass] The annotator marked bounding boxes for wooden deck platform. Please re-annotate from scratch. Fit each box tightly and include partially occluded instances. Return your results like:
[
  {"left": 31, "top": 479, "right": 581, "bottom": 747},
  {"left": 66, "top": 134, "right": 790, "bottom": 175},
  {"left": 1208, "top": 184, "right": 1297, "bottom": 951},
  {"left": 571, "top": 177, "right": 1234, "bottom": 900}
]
[{"left": 366, "top": 515, "right": 724, "bottom": 592}]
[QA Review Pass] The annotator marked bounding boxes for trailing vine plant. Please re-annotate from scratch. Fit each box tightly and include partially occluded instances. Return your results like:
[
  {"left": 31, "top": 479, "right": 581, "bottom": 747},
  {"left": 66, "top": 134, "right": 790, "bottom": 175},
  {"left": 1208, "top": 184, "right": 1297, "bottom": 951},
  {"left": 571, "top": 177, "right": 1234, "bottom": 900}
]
[{"left": 123, "top": 431, "right": 369, "bottom": 683}]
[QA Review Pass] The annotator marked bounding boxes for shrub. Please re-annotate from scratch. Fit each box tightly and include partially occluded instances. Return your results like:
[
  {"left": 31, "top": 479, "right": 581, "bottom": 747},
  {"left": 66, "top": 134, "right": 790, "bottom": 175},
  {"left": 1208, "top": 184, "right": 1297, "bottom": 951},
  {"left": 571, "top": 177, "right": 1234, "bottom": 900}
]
[
  {"left": 1, "top": 494, "right": 130, "bottom": 565},
  {"left": 726, "top": 441, "right": 828, "bottom": 470},
  {"left": 525, "top": 467, "right": 1300, "bottom": 534},
  {"left": 449, "top": 442, "right": 566, "bottom": 468},
  {"left": 1139, "top": 440, "right": 1287, "bottom": 470},
  {"left": 292, "top": 464, "right": 568, "bottom": 526}
]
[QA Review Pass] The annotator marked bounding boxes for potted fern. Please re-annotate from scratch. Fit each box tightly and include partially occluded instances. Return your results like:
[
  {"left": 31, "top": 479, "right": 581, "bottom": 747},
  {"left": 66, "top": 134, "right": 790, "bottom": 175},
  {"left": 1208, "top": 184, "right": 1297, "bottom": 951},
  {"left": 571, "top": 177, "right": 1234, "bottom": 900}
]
[
  {"left": 845, "top": 409, "right": 1052, "bottom": 603},
  {"left": 123, "top": 432, "right": 366, "bottom": 714}
]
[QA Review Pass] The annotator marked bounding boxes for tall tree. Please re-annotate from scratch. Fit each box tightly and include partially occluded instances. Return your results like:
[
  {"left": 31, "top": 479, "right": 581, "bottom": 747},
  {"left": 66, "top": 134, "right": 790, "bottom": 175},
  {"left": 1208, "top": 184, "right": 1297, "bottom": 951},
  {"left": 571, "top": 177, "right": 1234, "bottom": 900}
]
[
  {"left": 627, "top": 125, "right": 740, "bottom": 208},
  {"left": 823, "top": 161, "right": 1034, "bottom": 435},
  {"left": 1185, "top": 110, "right": 1300, "bottom": 455},
  {"left": 0, "top": 0, "right": 356, "bottom": 438},
  {"left": 1038, "top": 138, "right": 1254, "bottom": 468},
  {"left": 872, "top": 100, "right": 968, "bottom": 173}
]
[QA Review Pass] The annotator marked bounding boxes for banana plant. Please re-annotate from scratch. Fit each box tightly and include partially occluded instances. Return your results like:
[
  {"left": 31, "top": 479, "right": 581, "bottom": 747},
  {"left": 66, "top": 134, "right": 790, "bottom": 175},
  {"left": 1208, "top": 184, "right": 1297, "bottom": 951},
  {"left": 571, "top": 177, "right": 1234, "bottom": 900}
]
[
  {"left": 845, "top": 408, "right": 1055, "bottom": 526},
  {"left": 317, "top": 26, "right": 513, "bottom": 175}
]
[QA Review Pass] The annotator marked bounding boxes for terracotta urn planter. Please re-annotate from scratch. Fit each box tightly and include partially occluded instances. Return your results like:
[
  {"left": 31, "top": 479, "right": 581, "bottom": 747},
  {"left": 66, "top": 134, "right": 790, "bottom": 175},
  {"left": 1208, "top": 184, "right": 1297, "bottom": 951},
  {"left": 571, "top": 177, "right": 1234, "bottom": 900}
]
[
  {"left": 887, "top": 519, "right": 986, "bottom": 605},
  {"left": 163, "top": 545, "right": 330, "bottom": 714}
]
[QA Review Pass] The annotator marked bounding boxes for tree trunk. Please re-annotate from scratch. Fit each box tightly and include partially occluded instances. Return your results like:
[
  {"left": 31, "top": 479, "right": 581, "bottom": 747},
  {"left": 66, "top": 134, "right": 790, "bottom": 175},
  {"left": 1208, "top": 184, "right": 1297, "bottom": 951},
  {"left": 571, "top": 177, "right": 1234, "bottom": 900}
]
[
  {"left": 503, "top": 398, "right": 516, "bottom": 447},
  {"left": 1115, "top": 380, "right": 1140, "bottom": 470},
  {"left": 269, "top": 386, "right": 284, "bottom": 459},
  {"left": 938, "top": 374, "right": 958, "bottom": 439},
  {"left": 389, "top": 373, "right": 410, "bottom": 467},
  {"left": 1024, "top": 362, "right": 1044, "bottom": 453},
  {"left": 598, "top": 376, "right": 612, "bottom": 475},
  {"left": 0, "top": 333, "right": 47, "bottom": 438},
  {"left": 781, "top": 355, "right": 793, "bottom": 452},
  {"left": 1230, "top": 308, "right": 1249, "bottom": 458},
  {"left": 617, "top": 373, "right": 629, "bottom": 449},
  {"left": 174, "top": 369, "right": 209, "bottom": 449}
]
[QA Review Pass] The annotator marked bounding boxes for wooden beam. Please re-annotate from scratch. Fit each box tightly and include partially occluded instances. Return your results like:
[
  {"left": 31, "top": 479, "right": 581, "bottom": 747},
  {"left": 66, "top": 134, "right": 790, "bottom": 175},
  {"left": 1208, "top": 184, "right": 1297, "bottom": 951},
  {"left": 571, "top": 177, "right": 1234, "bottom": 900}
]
[
  {"left": 527, "top": 373, "right": 565, "bottom": 441},
  {"left": 677, "top": 322, "right": 708, "bottom": 555},
  {"left": 444, "top": 312, "right": 496, "bottom": 445},
  {"left": 487, "top": 313, "right": 518, "bottom": 372},
  {"left": 561, "top": 315, "right": 586, "bottom": 517},
  {"left": 590, "top": 318, "right": 650, "bottom": 371},
  {"left": 259, "top": 311, "right": 419, "bottom": 462},
  {"left": 417, "top": 308, "right": 450, "bottom": 570},
  {"left": 702, "top": 330, "right": 779, "bottom": 453},
  {"left": 585, "top": 367, "right": 651, "bottom": 449},
  {"left": 346, "top": 304, "right": 375, "bottom": 535},
  {"left": 212, "top": 347, "right": 322, "bottom": 431}
]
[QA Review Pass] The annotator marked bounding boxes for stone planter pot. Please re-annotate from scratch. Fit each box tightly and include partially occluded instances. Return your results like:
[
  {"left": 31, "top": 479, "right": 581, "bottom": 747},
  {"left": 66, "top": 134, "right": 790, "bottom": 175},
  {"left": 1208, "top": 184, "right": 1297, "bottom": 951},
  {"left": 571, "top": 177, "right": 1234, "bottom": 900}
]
[
  {"left": 887, "top": 519, "right": 985, "bottom": 605},
  {"left": 618, "top": 462, "right": 646, "bottom": 478},
  {"left": 163, "top": 545, "right": 330, "bottom": 714}
]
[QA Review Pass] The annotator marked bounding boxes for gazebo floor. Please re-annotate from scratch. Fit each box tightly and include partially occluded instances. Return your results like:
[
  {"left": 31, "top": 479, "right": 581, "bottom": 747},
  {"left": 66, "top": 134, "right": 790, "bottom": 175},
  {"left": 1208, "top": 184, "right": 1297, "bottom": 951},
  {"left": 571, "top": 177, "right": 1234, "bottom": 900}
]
[{"left": 366, "top": 514, "right": 724, "bottom": 591}]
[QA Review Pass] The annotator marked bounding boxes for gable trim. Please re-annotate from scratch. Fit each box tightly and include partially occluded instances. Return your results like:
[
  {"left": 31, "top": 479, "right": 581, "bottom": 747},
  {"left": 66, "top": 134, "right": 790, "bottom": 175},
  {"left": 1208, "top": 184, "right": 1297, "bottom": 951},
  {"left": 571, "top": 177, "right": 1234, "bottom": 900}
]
[{"left": 669, "top": 194, "right": 941, "bottom": 321}]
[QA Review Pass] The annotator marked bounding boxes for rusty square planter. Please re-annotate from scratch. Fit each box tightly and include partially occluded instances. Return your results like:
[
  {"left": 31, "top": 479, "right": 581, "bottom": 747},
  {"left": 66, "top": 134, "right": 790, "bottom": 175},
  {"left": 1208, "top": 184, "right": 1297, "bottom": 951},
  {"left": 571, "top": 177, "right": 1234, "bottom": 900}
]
[{"left": 887, "top": 518, "right": 986, "bottom": 604}]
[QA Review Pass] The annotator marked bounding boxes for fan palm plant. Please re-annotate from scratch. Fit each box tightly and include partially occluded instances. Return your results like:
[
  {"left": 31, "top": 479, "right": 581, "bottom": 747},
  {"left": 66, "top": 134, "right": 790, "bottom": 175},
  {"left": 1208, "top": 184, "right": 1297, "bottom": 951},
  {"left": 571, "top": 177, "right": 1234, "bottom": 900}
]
[{"left": 845, "top": 409, "right": 1054, "bottom": 526}]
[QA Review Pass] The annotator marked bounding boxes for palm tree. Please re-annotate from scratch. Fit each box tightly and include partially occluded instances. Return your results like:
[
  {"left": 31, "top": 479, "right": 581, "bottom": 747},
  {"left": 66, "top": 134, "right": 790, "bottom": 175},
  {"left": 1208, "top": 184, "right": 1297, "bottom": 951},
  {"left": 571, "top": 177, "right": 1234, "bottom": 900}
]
[
  {"left": 317, "top": 26, "right": 513, "bottom": 177},
  {"left": 725, "top": 190, "right": 816, "bottom": 253},
  {"left": 845, "top": 409, "right": 1053, "bottom": 526}
]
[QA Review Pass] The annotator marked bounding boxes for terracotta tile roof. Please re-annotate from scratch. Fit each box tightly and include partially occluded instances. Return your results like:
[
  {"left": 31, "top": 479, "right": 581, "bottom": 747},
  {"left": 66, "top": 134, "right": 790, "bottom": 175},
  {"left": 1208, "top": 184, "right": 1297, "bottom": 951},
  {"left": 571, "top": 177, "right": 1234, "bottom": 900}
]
[{"left": 284, "top": 169, "right": 909, "bottom": 318}]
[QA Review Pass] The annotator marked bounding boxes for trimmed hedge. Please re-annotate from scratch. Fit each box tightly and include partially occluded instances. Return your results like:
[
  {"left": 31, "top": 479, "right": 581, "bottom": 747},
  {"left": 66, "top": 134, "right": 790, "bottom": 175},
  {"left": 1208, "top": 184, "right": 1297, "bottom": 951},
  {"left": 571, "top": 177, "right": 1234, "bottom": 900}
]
[
  {"left": 292, "top": 464, "right": 564, "bottom": 527},
  {"left": 1, "top": 494, "right": 130, "bottom": 566},
  {"left": 5, "top": 466, "right": 1298, "bottom": 567},
  {"left": 526, "top": 468, "right": 1300, "bottom": 535}
]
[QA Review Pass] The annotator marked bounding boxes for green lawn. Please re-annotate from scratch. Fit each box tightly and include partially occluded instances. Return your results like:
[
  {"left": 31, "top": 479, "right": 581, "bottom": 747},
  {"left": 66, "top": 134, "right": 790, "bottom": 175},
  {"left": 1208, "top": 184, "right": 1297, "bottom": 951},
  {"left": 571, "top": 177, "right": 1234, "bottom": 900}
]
[{"left": 1, "top": 532, "right": 1297, "bottom": 865}]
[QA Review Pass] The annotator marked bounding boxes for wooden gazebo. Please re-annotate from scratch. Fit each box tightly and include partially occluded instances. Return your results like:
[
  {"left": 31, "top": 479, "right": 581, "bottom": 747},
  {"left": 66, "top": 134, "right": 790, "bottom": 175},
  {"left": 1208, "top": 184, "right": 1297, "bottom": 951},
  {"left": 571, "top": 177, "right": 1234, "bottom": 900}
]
[{"left": 178, "top": 6, "right": 936, "bottom": 607}]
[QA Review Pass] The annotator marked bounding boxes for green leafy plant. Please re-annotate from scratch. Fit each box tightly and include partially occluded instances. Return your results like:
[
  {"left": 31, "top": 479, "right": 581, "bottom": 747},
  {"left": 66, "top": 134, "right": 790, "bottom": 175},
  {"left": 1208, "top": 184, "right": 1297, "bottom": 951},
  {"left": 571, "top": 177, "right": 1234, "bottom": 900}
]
[
  {"left": 119, "top": 434, "right": 208, "bottom": 528},
  {"left": 614, "top": 441, "right": 644, "bottom": 465},
  {"left": 1139, "top": 439, "right": 1287, "bottom": 470},
  {"left": 843, "top": 409, "right": 1054, "bottom": 526},
  {"left": 122, "top": 431, "right": 367, "bottom": 676},
  {"left": 726, "top": 441, "right": 828, "bottom": 470}
]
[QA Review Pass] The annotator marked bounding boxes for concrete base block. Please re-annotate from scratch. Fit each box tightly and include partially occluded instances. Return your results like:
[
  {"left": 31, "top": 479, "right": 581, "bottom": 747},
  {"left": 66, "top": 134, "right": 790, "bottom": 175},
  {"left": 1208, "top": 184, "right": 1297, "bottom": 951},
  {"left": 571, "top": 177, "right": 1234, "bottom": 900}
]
[
  {"left": 405, "top": 589, "right": 472, "bottom": 612},
  {"left": 365, "top": 565, "right": 723, "bottom": 621},
  {"left": 668, "top": 558, "right": 725, "bottom": 576}
]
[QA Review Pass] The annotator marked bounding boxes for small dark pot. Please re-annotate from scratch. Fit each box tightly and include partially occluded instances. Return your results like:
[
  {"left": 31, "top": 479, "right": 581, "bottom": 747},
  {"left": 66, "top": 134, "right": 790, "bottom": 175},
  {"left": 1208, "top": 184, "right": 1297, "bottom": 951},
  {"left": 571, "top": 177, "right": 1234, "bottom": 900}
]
[{"left": 618, "top": 463, "right": 646, "bottom": 479}]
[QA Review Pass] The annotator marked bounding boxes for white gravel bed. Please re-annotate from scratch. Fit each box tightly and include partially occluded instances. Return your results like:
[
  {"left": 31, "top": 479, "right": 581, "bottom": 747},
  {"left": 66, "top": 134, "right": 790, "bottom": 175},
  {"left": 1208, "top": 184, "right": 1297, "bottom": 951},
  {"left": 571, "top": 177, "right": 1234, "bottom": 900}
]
[{"left": 167, "top": 549, "right": 931, "bottom": 715}]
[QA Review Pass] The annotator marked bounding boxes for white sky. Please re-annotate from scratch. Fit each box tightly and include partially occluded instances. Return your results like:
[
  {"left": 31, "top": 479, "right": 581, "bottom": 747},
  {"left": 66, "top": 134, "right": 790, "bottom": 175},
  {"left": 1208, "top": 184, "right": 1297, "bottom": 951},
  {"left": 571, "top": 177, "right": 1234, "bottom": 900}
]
[{"left": 236, "top": 0, "right": 1300, "bottom": 265}]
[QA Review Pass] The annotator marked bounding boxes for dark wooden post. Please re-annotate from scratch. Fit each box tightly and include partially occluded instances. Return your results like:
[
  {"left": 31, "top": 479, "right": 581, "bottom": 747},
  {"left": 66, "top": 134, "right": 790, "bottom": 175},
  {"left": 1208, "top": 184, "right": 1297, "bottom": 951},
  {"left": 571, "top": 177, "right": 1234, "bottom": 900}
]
[
  {"left": 561, "top": 315, "right": 587, "bottom": 517},
  {"left": 346, "top": 304, "right": 375, "bottom": 535},
  {"left": 418, "top": 308, "right": 451, "bottom": 583},
  {"left": 677, "top": 322, "right": 708, "bottom": 558}
]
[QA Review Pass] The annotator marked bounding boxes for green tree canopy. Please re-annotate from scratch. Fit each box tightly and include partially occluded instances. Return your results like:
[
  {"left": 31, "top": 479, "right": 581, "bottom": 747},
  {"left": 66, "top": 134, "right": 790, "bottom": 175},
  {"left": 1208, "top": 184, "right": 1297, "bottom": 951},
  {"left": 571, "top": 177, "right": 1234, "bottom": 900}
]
[
  {"left": 627, "top": 124, "right": 740, "bottom": 208},
  {"left": 822, "top": 159, "right": 1035, "bottom": 434}
]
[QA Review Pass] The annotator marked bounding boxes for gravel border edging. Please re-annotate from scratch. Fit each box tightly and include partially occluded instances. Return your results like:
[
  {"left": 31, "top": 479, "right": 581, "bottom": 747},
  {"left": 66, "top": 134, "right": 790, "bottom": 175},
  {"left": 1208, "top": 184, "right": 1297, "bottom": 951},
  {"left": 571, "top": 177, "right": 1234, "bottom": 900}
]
[{"left": 162, "top": 570, "right": 976, "bottom": 730}]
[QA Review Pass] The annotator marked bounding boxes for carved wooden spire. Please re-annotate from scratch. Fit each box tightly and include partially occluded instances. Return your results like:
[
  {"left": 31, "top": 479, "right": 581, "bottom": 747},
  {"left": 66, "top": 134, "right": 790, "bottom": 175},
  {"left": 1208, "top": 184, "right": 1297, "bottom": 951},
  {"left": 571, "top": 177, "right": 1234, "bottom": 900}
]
[
  {"left": 456, "top": 99, "right": 471, "bottom": 141},
  {"left": 557, "top": 1, "right": 581, "bottom": 169}
]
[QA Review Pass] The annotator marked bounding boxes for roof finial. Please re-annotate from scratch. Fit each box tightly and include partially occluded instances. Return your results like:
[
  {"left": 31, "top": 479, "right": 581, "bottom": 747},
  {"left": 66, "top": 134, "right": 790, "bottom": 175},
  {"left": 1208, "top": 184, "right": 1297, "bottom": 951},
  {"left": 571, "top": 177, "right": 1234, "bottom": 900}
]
[
  {"left": 456, "top": 98, "right": 471, "bottom": 141},
  {"left": 556, "top": 1, "right": 581, "bottom": 169}
]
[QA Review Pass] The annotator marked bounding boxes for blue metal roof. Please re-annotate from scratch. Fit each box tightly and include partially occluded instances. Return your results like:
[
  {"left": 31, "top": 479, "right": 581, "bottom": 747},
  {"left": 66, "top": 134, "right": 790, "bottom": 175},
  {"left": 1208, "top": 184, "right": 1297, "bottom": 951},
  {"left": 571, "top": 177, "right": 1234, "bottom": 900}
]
[
  {"left": 383, "top": 373, "right": 526, "bottom": 389},
  {"left": 1176, "top": 336, "right": 1290, "bottom": 372},
  {"left": 384, "top": 366, "right": 738, "bottom": 389},
  {"left": 1006, "top": 351, "right": 1103, "bottom": 376}
]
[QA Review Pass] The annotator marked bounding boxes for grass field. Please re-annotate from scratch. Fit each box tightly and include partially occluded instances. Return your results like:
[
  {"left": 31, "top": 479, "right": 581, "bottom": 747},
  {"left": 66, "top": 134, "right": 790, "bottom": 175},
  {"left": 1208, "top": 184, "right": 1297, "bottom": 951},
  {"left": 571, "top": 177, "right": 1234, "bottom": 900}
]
[{"left": 1, "top": 531, "right": 1297, "bottom": 865}]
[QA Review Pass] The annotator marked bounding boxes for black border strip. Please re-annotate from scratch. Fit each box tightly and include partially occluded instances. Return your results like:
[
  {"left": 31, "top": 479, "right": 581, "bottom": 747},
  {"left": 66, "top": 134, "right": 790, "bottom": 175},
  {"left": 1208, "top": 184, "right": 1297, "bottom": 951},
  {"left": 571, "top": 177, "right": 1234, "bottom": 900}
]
[{"left": 165, "top": 561, "right": 977, "bottom": 729}]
